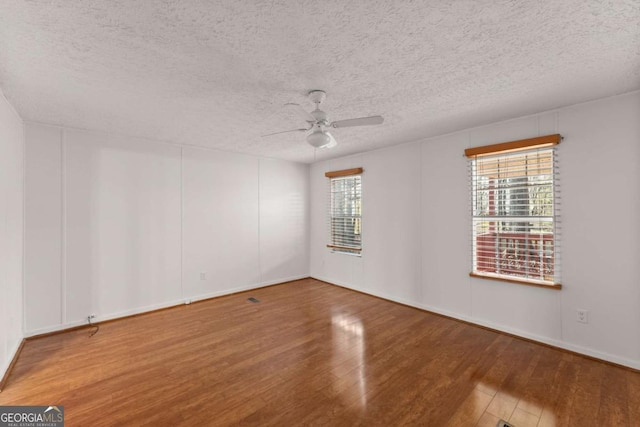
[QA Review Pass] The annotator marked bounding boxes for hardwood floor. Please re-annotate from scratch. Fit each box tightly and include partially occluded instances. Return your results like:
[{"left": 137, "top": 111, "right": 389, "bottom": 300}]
[{"left": 1, "top": 278, "right": 638, "bottom": 426}]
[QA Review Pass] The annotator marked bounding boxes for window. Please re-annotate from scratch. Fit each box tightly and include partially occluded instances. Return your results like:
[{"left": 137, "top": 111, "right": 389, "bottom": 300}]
[
  {"left": 466, "top": 134, "right": 561, "bottom": 288},
  {"left": 326, "top": 168, "right": 363, "bottom": 254}
]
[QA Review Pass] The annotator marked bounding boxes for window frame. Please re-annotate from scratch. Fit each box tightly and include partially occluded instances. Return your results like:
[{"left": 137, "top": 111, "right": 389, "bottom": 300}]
[
  {"left": 465, "top": 134, "right": 562, "bottom": 289},
  {"left": 325, "top": 168, "right": 363, "bottom": 255}
]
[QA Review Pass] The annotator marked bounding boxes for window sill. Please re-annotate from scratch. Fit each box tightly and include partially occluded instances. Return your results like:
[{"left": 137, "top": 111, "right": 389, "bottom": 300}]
[
  {"left": 327, "top": 245, "right": 362, "bottom": 257},
  {"left": 330, "top": 251, "right": 362, "bottom": 257},
  {"left": 469, "top": 272, "right": 561, "bottom": 290}
]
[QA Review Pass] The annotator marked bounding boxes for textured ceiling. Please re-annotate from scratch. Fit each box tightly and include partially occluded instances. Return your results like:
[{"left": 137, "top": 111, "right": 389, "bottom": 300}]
[{"left": 1, "top": 1, "right": 639, "bottom": 163}]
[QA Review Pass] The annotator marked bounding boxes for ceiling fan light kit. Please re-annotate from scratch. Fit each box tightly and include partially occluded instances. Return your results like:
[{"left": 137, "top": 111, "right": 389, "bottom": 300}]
[
  {"left": 307, "top": 129, "right": 331, "bottom": 148},
  {"left": 263, "top": 90, "right": 384, "bottom": 149}
]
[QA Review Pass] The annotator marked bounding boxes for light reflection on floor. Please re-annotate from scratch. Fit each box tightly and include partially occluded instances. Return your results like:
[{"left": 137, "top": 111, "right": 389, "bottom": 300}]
[{"left": 331, "top": 311, "right": 367, "bottom": 409}]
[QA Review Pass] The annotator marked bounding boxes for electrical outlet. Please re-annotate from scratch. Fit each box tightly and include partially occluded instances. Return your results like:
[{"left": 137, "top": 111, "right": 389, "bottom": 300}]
[
  {"left": 577, "top": 309, "right": 588, "bottom": 324},
  {"left": 88, "top": 314, "right": 96, "bottom": 320},
  {"left": 200, "top": 272, "right": 206, "bottom": 280}
]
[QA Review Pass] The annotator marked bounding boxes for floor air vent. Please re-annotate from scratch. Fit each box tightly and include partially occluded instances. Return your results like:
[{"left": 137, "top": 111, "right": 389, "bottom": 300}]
[
  {"left": 247, "top": 297, "right": 260, "bottom": 303},
  {"left": 497, "top": 420, "right": 514, "bottom": 427}
]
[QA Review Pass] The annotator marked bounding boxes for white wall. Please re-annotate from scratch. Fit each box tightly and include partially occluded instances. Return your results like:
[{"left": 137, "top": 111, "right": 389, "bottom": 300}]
[
  {"left": 310, "top": 91, "right": 640, "bottom": 369},
  {"left": 24, "top": 125, "right": 62, "bottom": 331},
  {"left": 19, "top": 91, "right": 640, "bottom": 369},
  {"left": 181, "top": 149, "right": 309, "bottom": 299},
  {"left": 24, "top": 125, "right": 309, "bottom": 335},
  {"left": 258, "top": 158, "right": 309, "bottom": 284},
  {"left": 64, "top": 132, "right": 182, "bottom": 323},
  {"left": 0, "top": 90, "right": 24, "bottom": 381}
]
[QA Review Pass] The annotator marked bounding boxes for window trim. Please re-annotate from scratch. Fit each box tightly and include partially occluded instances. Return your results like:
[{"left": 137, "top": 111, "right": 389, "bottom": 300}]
[
  {"left": 466, "top": 134, "right": 562, "bottom": 289},
  {"left": 324, "top": 167, "right": 363, "bottom": 178},
  {"left": 469, "top": 272, "right": 562, "bottom": 290},
  {"left": 326, "top": 168, "right": 363, "bottom": 254},
  {"left": 464, "top": 134, "right": 561, "bottom": 158}
]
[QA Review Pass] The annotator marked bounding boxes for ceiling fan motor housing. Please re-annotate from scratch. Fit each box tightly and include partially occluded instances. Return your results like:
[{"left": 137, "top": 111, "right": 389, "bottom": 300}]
[{"left": 311, "top": 109, "right": 328, "bottom": 123}]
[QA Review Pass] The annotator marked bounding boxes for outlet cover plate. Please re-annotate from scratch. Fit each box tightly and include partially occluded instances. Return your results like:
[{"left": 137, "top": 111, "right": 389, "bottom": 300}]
[{"left": 577, "top": 309, "right": 588, "bottom": 323}]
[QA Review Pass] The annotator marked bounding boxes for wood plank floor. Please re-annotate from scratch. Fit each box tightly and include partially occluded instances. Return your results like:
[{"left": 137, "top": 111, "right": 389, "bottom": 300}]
[{"left": 1, "top": 278, "right": 638, "bottom": 426}]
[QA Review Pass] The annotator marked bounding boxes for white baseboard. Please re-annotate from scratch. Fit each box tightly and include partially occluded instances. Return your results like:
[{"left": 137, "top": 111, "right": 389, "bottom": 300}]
[
  {"left": 187, "top": 274, "right": 309, "bottom": 304},
  {"left": 311, "top": 275, "right": 640, "bottom": 370},
  {"left": 23, "top": 297, "right": 186, "bottom": 337},
  {"left": 24, "top": 275, "right": 309, "bottom": 338},
  {"left": 0, "top": 339, "right": 24, "bottom": 386}
]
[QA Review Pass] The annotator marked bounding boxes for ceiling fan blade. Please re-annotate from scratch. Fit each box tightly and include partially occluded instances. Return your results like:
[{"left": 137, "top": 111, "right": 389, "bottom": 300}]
[
  {"left": 284, "top": 103, "right": 316, "bottom": 123},
  {"left": 261, "top": 128, "right": 307, "bottom": 137},
  {"left": 331, "top": 115, "right": 384, "bottom": 128}
]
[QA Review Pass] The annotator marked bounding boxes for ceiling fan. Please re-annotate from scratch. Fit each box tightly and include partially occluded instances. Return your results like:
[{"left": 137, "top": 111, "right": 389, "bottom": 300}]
[{"left": 262, "top": 90, "right": 384, "bottom": 149}]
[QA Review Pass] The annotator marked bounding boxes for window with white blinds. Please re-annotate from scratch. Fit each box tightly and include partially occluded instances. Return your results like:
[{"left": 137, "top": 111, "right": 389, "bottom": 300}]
[
  {"left": 466, "top": 135, "right": 561, "bottom": 288},
  {"left": 326, "top": 168, "right": 362, "bottom": 254}
]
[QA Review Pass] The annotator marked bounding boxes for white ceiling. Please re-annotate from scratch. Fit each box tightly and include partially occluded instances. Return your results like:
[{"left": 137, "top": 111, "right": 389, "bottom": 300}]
[{"left": 1, "top": 1, "right": 638, "bottom": 163}]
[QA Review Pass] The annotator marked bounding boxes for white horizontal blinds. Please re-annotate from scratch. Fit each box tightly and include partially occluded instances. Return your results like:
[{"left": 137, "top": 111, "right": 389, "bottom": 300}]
[
  {"left": 326, "top": 168, "right": 362, "bottom": 254},
  {"left": 467, "top": 135, "right": 561, "bottom": 286}
]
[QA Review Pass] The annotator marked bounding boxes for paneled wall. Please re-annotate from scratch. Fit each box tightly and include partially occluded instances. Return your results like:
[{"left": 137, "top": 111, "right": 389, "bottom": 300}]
[
  {"left": 0, "top": 90, "right": 24, "bottom": 380},
  {"left": 24, "top": 125, "right": 309, "bottom": 335},
  {"left": 310, "top": 91, "right": 640, "bottom": 369},
  {"left": 18, "top": 90, "right": 640, "bottom": 371}
]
